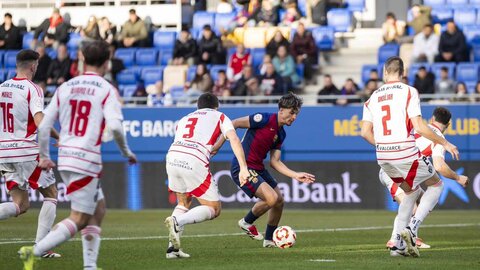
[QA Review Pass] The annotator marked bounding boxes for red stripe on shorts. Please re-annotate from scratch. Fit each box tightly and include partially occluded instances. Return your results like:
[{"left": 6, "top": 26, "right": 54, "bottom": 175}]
[
  {"left": 27, "top": 166, "right": 42, "bottom": 189},
  {"left": 390, "top": 183, "right": 399, "bottom": 200},
  {"left": 6, "top": 180, "right": 18, "bottom": 191},
  {"left": 66, "top": 176, "right": 94, "bottom": 195},
  {"left": 405, "top": 160, "right": 419, "bottom": 188},
  {"left": 189, "top": 173, "right": 212, "bottom": 198}
]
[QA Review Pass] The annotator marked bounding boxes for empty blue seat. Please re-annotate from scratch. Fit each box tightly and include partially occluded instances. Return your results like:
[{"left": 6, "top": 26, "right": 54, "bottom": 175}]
[
  {"left": 453, "top": 8, "right": 476, "bottom": 29},
  {"left": 0, "top": 50, "right": 5, "bottom": 67},
  {"left": 69, "top": 50, "right": 78, "bottom": 60},
  {"left": 312, "top": 26, "right": 335, "bottom": 51},
  {"left": 214, "top": 12, "right": 236, "bottom": 35},
  {"left": 297, "top": 0, "right": 307, "bottom": 16},
  {"left": 327, "top": 9, "right": 352, "bottom": 32},
  {"left": 424, "top": 0, "right": 446, "bottom": 7},
  {"left": 193, "top": 12, "right": 215, "bottom": 33},
  {"left": 135, "top": 48, "right": 158, "bottom": 66},
  {"left": 447, "top": 0, "right": 468, "bottom": 6},
  {"left": 46, "top": 48, "right": 57, "bottom": 59},
  {"left": 67, "top": 33, "right": 82, "bottom": 51},
  {"left": 471, "top": 0, "right": 480, "bottom": 7},
  {"left": 153, "top": 31, "right": 176, "bottom": 50},
  {"left": 210, "top": 65, "right": 227, "bottom": 82},
  {"left": 361, "top": 64, "right": 380, "bottom": 84},
  {"left": 4, "top": 51, "right": 19, "bottom": 69},
  {"left": 251, "top": 48, "right": 266, "bottom": 72},
  {"left": 187, "top": 65, "right": 197, "bottom": 81},
  {"left": 6, "top": 69, "right": 16, "bottom": 80},
  {"left": 296, "top": 64, "right": 304, "bottom": 79},
  {"left": 115, "top": 48, "right": 136, "bottom": 67},
  {"left": 116, "top": 69, "right": 138, "bottom": 85},
  {"left": 377, "top": 44, "right": 399, "bottom": 65},
  {"left": 141, "top": 66, "right": 164, "bottom": 85},
  {"left": 408, "top": 64, "right": 430, "bottom": 84},
  {"left": 456, "top": 63, "right": 479, "bottom": 83},
  {"left": 431, "top": 63, "right": 456, "bottom": 81},
  {"left": 119, "top": 84, "right": 137, "bottom": 97},
  {"left": 345, "top": 0, "right": 365, "bottom": 12},
  {"left": 158, "top": 50, "right": 173, "bottom": 66},
  {"left": 465, "top": 81, "right": 477, "bottom": 93},
  {"left": 170, "top": 86, "right": 184, "bottom": 99},
  {"left": 22, "top": 32, "right": 34, "bottom": 49},
  {"left": 0, "top": 70, "right": 5, "bottom": 82},
  {"left": 472, "top": 45, "right": 480, "bottom": 62},
  {"left": 463, "top": 25, "right": 480, "bottom": 46},
  {"left": 431, "top": 8, "right": 454, "bottom": 24}
]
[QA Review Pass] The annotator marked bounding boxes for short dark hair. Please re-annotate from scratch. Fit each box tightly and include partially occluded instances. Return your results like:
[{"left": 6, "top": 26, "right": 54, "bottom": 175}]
[
  {"left": 418, "top": 66, "right": 427, "bottom": 71},
  {"left": 278, "top": 92, "right": 303, "bottom": 113},
  {"left": 441, "top": 66, "right": 449, "bottom": 72},
  {"left": 197, "top": 93, "right": 219, "bottom": 109},
  {"left": 370, "top": 69, "right": 378, "bottom": 73},
  {"left": 203, "top": 24, "right": 212, "bottom": 31},
  {"left": 16, "top": 49, "right": 39, "bottom": 68},
  {"left": 324, "top": 74, "right": 331, "bottom": 78},
  {"left": 433, "top": 107, "right": 452, "bottom": 125},
  {"left": 81, "top": 40, "right": 110, "bottom": 67},
  {"left": 384, "top": 56, "right": 404, "bottom": 77},
  {"left": 424, "top": 24, "right": 433, "bottom": 29},
  {"left": 217, "top": 70, "right": 226, "bottom": 74},
  {"left": 129, "top": 9, "right": 136, "bottom": 14},
  {"left": 4, "top": 13, "right": 12, "bottom": 19},
  {"left": 386, "top": 12, "right": 396, "bottom": 19}
]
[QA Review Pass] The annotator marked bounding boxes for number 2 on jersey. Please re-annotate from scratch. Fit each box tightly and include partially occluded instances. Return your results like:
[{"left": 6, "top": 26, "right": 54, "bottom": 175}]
[
  {"left": 69, "top": 100, "right": 92, "bottom": 136},
  {"left": 0, "top": 102, "right": 14, "bottom": 133},
  {"left": 381, "top": 105, "right": 392, "bottom": 136},
  {"left": 182, "top": 118, "right": 198, "bottom": 138}
]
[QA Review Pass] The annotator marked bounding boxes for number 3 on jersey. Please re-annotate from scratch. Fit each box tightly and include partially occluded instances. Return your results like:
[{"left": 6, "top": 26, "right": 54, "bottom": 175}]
[
  {"left": 182, "top": 118, "right": 198, "bottom": 138},
  {"left": 381, "top": 105, "right": 392, "bottom": 136},
  {"left": 69, "top": 100, "right": 92, "bottom": 136}
]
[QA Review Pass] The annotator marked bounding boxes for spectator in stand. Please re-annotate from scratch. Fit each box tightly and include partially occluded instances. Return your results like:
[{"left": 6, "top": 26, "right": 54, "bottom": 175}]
[
  {"left": 132, "top": 85, "right": 148, "bottom": 105},
  {"left": 33, "top": 44, "right": 52, "bottom": 92},
  {"left": 337, "top": 78, "right": 360, "bottom": 105},
  {"left": 436, "top": 21, "right": 468, "bottom": 63},
  {"left": 229, "top": 0, "right": 260, "bottom": 29},
  {"left": 414, "top": 66, "right": 435, "bottom": 94},
  {"left": 435, "top": 67, "right": 455, "bottom": 95},
  {"left": 104, "top": 44, "right": 125, "bottom": 86},
  {"left": 273, "top": 45, "right": 300, "bottom": 88},
  {"left": 369, "top": 69, "right": 383, "bottom": 85},
  {"left": 212, "top": 70, "right": 232, "bottom": 97},
  {"left": 32, "top": 8, "right": 70, "bottom": 48},
  {"left": 412, "top": 24, "right": 438, "bottom": 64},
  {"left": 258, "top": 62, "right": 285, "bottom": 96},
  {"left": 216, "top": 0, "right": 234, "bottom": 13},
  {"left": 198, "top": 25, "right": 225, "bottom": 64},
  {"left": 69, "top": 49, "right": 85, "bottom": 78},
  {"left": 382, "top": 12, "right": 405, "bottom": 44},
  {"left": 185, "top": 63, "right": 213, "bottom": 94},
  {"left": 46, "top": 44, "right": 71, "bottom": 87},
  {"left": 280, "top": 3, "right": 302, "bottom": 27},
  {"left": 118, "top": 9, "right": 148, "bottom": 48},
  {"left": 408, "top": 4, "right": 432, "bottom": 36},
  {"left": 266, "top": 30, "right": 290, "bottom": 58},
  {"left": 99, "top": 17, "right": 117, "bottom": 45},
  {"left": 452, "top": 82, "right": 470, "bottom": 102},
  {"left": 359, "top": 79, "right": 377, "bottom": 102},
  {"left": 81, "top": 15, "right": 100, "bottom": 41},
  {"left": 0, "top": 13, "right": 22, "bottom": 50},
  {"left": 194, "top": 0, "right": 207, "bottom": 12},
  {"left": 474, "top": 82, "right": 480, "bottom": 102},
  {"left": 317, "top": 74, "right": 340, "bottom": 104},
  {"left": 172, "top": 28, "right": 197, "bottom": 65},
  {"left": 250, "top": 0, "right": 280, "bottom": 27},
  {"left": 259, "top": 54, "right": 272, "bottom": 75},
  {"left": 228, "top": 43, "right": 251, "bottom": 81},
  {"left": 232, "top": 65, "right": 256, "bottom": 97},
  {"left": 306, "top": 0, "right": 327, "bottom": 26},
  {"left": 291, "top": 22, "right": 318, "bottom": 84}
]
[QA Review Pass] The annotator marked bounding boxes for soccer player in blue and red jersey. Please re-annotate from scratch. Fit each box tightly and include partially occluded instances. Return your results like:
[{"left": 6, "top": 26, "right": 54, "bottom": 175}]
[{"left": 214, "top": 93, "right": 315, "bottom": 247}]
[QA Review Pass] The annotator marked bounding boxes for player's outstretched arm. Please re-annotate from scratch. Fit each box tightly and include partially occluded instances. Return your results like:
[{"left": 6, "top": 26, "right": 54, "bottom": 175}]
[
  {"left": 270, "top": 150, "right": 315, "bottom": 183},
  {"left": 360, "top": 121, "right": 375, "bottom": 146},
  {"left": 226, "top": 130, "right": 250, "bottom": 186},
  {"left": 411, "top": 116, "right": 459, "bottom": 160},
  {"left": 433, "top": 156, "right": 469, "bottom": 187},
  {"left": 212, "top": 116, "right": 250, "bottom": 156},
  {"left": 108, "top": 118, "right": 137, "bottom": 164}
]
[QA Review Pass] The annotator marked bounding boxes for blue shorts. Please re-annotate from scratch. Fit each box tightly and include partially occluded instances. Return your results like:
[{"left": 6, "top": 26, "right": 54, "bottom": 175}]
[{"left": 230, "top": 164, "right": 278, "bottom": 198}]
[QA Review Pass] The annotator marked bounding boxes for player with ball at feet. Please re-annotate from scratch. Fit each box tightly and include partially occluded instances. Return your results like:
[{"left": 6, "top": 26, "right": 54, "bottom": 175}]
[{"left": 213, "top": 93, "right": 315, "bottom": 248}]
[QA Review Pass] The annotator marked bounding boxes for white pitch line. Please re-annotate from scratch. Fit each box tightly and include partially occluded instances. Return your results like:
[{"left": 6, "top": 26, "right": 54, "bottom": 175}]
[
  {"left": 0, "top": 222, "right": 479, "bottom": 246},
  {"left": 308, "top": 259, "right": 336, "bottom": 262}
]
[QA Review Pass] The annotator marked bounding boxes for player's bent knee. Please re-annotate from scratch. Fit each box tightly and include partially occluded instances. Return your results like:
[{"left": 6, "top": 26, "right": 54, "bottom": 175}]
[
  {"left": 275, "top": 195, "right": 285, "bottom": 208},
  {"left": 265, "top": 193, "right": 278, "bottom": 208},
  {"left": 39, "top": 185, "right": 58, "bottom": 199}
]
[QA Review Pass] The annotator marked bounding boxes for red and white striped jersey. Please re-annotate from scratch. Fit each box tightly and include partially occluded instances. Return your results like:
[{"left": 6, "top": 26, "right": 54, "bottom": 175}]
[
  {"left": 42, "top": 72, "right": 123, "bottom": 177},
  {"left": 0, "top": 78, "right": 44, "bottom": 163},
  {"left": 362, "top": 81, "right": 422, "bottom": 164},
  {"left": 414, "top": 124, "right": 446, "bottom": 158},
  {"left": 169, "top": 108, "right": 234, "bottom": 164}
]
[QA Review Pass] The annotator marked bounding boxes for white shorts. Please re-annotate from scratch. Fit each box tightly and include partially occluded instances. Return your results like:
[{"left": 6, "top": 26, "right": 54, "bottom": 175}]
[
  {"left": 0, "top": 161, "right": 56, "bottom": 192},
  {"left": 166, "top": 152, "right": 219, "bottom": 202},
  {"left": 379, "top": 156, "right": 436, "bottom": 190},
  {"left": 60, "top": 171, "right": 105, "bottom": 215},
  {"left": 379, "top": 169, "right": 404, "bottom": 201}
]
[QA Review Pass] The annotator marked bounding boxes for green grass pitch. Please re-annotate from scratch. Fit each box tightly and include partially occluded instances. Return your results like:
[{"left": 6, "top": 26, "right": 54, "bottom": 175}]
[{"left": 1, "top": 209, "right": 480, "bottom": 270}]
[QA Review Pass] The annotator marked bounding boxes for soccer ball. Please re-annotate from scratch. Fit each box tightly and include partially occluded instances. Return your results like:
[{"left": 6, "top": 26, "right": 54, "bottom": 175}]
[{"left": 273, "top": 226, "right": 296, "bottom": 249}]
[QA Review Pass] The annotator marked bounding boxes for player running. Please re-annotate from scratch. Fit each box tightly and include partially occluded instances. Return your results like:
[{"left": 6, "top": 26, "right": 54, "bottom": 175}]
[
  {"left": 361, "top": 56, "right": 460, "bottom": 257},
  {"left": 0, "top": 49, "right": 61, "bottom": 258},
  {"left": 164, "top": 93, "right": 250, "bottom": 258},
  {"left": 18, "top": 40, "right": 137, "bottom": 270},
  {"left": 381, "top": 107, "right": 468, "bottom": 250},
  {"left": 215, "top": 93, "right": 315, "bottom": 248}
]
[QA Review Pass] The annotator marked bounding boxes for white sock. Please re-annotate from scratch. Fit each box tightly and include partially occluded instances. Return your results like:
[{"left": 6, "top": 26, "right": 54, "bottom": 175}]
[
  {"left": 0, "top": 202, "right": 20, "bottom": 220},
  {"left": 81, "top": 225, "right": 102, "bottom": 269},
  {"left": 35, "top": 198, "right": 57, "bottom": 243},
  {"left": 409, "top": 181, "right": 444, "bottom": 236},
  {"left": 394, "top": 188, "right": 421, "bottom": 246},
  {"left": 168, "top": 205, "right": 188, "bottom": 248},
  {"left": 34, "top": 219, "right": 78, "bottom": 256},
  {"left": 175, "top": 205, "right": 215, "bottom": 227}
]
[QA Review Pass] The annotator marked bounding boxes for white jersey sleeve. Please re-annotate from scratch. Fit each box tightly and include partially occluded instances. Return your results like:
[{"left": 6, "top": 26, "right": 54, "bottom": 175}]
[
  {"left": 103, "top": 88, "right": 123, "bottom": 122},
  {"left": 362, "top": 99, "right": 373, "bottom": 122},
  {"left": 220, "top": 114, "right": 235, "bottom": 138},
  {"left": 406, "top": 87, "right": 422, "bottom": 119},
  {"left": 415, "top": 124, "right": 446, "bottom": 159},
  {"left": 29, "top": 84, "right": 44, "bottom": 116}
]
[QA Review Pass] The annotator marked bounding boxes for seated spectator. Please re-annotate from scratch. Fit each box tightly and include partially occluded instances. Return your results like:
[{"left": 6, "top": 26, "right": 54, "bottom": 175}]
[
  {"left": 212, "top": 70, "right": 232, "bottom": 97},
  {"left": 172, "top": 29, "right": 197, "bottom": 65},
  {"left": 184, "top": 63, "right": 213, "bottom": 95},
  {"left": 259, "top": 54, "right": 272, "bottom": 75},
  {"left": 198, "top": 25, "right": 225, "bottom": 64},
  {"left": 306, "top": 0, "right": 327, "bottom": 26},
  {"left": 229, "top": 0, "right": 260, "bottom": 29},
  {"left": 317, "top": 74, "right": 340, "bottom": 104},
  {"left": 452, "top": 82, "right": 469, "bottom": 102},
  {"left": 258, "top": 63, "right": 285, "bottom": 96},
  {"left": 291, "top": 22, "right": 318, "bottom": 84},
  {"left": 132, "top": 85, "right": 148, "bottom": 105},
  {"left": 46, "top": 44, "right": 71, "bottom": 87},
  {"left": 216, "top": 0, "right": 234, "bottom": 13},
  {"left": 32, "top": 44, "right": 52, "bottom": 93},
  {"left": 0, "top": 13, "right": 22, "bottom": 50},
  {"left": 104, "top": 44, "right": 125, "bottom": 86},
  {"left": 435, "top": 67, "right": 455, "bottom": 95},
  {"left": 69, "top": 49, "right": 85, "bottom": 78},
  {"left": 413, "top": 66, "right": 435, "bottom": 94},
  {"left": 382, "top": 12, "right": 405, "bottom": 44},
  {"left": 359, "top": 79, "right": 378, "bottom": 102},
  {"left": 266, "top": 30, "right": 290, "bottom": 58},
  {"left": 228, "top": 43, "right": 251, "bottom": 80},
  {"left": 250, "top": 0, "right": 279, "bottom": 27},
  {"left": 232, "top": 65, "right": 255, "bottom": 97},
  {"left": 369, "top": 69, "right": 383, "bottom": 85},
  {"left": 273, "top": 45, "right": 300, "bottom": 87},
  {"left": 408, "top": 5, "right": 432, "bottom": 36},
  {"left": 81, "top": 15, "right": 100, "bottom": 41},
  {"left": 337, "top": 78, "right": 360, "bottom": 105},
  {"left": 32, "top": 8, "right": 70, "bottom": 48},
  {"left": 146, "top": 83, "right": 174, "bottom": 107},
  {"left": 435, "top": 21, "right": 468, "bottom": 63},
  {"left": 99, "top": 17, "right": 117, "bottom": 44},
  {"left": 118, "top": 9, "right": 148, "bottom": 48},
  {"left": 412, "top": 24, "right": 438, "bottom": 64},
  {"left": 280, "top": 3, "right": 301, "bottom": 27},
  {"left": 474, "top": 82, "right": 480, "bottom": 102}
]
